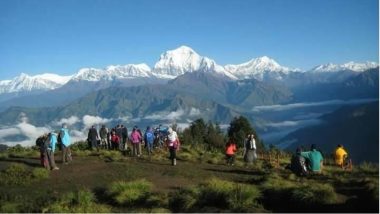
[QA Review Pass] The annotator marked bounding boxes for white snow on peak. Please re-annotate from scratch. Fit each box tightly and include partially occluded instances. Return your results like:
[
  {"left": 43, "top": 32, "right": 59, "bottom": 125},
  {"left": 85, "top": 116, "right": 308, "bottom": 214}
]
[
  {"left": 153, "top": 45, "right": 237, "bottom": 79},
  {"left": 310, "top": 61, "right": 379, "bottom": 73},
  {"left": 224, "top": 56, "right": 299, "bottom": 80},
  {"left": 0, "top": 73, "right": 72, "bottom": 94},
  {"left": 72, "top": 64, "right": 153, "bottom": 81}
]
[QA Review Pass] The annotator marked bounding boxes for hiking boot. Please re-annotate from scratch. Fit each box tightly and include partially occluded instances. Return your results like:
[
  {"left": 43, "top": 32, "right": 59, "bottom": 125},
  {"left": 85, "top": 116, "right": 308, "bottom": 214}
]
[{"left": 52, "top": 167, "right": 59, "bottom": 170}]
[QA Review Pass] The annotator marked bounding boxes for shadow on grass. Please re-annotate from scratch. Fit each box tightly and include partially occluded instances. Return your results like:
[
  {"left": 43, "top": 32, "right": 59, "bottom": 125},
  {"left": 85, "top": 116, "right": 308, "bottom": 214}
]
[
  {"left": 0, "top": 158, "right": 41, "bottom": 168},
  {"left": 204, "top": 168, "right": 267, "bottom": 176}
]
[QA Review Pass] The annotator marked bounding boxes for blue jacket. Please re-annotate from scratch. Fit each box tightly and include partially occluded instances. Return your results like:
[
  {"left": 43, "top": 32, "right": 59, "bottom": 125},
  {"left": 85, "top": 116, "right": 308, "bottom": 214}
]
[
  {"left": 60, "top": 128, "right": 71, "bottom": 147},
  {"left": 48, "top": 133, "right": 57, "bottom": 152},
  {"left": 144, "top": 129, "right": 154, "bottom": 144}
]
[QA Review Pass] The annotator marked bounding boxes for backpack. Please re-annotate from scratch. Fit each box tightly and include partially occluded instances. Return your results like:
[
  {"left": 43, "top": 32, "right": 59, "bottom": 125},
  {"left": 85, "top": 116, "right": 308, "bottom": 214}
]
[{"left": 145, "top": 132, "right": 154, "bottom": 142}]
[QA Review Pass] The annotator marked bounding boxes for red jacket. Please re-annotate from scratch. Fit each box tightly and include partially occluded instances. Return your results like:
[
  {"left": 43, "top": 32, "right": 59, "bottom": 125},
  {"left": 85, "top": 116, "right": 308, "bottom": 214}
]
[{"left": 226, "top": 143, "right": 237, "bottom": 155}]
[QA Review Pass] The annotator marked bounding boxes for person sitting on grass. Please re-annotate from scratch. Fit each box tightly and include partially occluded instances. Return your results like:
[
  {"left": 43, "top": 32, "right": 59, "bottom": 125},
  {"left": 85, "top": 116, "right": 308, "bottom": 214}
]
[
  {"left": 334, "top": 144, "right": 349, "bottom": 169},
  {"left": 301, "top": 144, "right": 324, "bottom": 174},
  {"left": 290, "top": 147, "right": 308, "bottom": 176}
]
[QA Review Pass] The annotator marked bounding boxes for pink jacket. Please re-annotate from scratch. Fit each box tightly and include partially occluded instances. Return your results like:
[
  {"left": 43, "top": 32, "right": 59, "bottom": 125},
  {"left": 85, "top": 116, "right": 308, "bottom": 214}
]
[{"left": 130, "top": 131, "right": 142, "bottom": 144}]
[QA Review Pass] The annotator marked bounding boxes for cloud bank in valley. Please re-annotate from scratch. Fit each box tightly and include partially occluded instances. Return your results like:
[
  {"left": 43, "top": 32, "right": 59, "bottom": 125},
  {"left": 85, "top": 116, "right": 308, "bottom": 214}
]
[
  {"left": 0, "top": 114, "right": 114, "bottom": 147},
  {"left": 252, "top": 98, "right": 377, "bottom": 112}
]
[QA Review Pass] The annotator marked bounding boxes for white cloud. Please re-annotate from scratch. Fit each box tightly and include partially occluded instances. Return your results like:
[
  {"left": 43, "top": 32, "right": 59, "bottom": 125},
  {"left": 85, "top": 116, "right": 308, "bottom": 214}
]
[
  {"left": 264, "top": 119, "right": 322, "bottom": 128},
  {"left": 0, "top": 128, "right": 20, "bottom": 138},
  {"left": 82, "top": 115, "right": 111, "bottom": 129},
  {"left": 54, "top": 116, "right": 80, "bottom": 126},
  {"left": 0, "top": 119, "right": 51, "bottom": 147},
  {"left": 252, "top": 98, "right": 377, "bottom": 112},
  {"left": 189, "top": 108, "right": 201, "bottom": 116},
  {"left": 144, "top": 109, "right": 185, "bottom": 121}
]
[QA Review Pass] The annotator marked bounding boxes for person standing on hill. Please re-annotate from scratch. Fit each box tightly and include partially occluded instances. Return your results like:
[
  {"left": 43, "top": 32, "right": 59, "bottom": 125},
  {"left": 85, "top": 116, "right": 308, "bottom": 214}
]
[
  {"left": 121, "top": 125, "right": 128, "bottom": 151},
  {"left": 47, "top": 132, "right": 59, "bottom": 170},
  {"left": 60, "top": 124, "right": 72, "bottom": 164},
  {"left": 115, "top": 124, "right": 123, "bottom": 150},
  {"left": 167, "top": 127, "right": 180, "bottom": 166},
  {"left": 110, "top": 130, "right": 120, "bottom": 150},
  {"left": 144, "top": 126, "right": 155, "bottom": 157},
  {"left": 130, "top": 126, "right": 142, "bottom": 157},
  {"left": 225, "top": 138, "right": 237, "bottom": 166},
  {"left": 99, "top": 125, "right": 108, "bottom": 150},
  {"left": 36, "top": 133, "right": 49, "bottom": 169},
  {"left": 334, "top": 144, "right": 348, "bottom": 168},
  {"left": 88, "top": 125, "right": 99, "bottom": 151},
  {"left": 243, "top": 134, "right": 257, "bottom": 167},
  {"left": 301, "top": 144, "right": 324, "bottom": 173}
]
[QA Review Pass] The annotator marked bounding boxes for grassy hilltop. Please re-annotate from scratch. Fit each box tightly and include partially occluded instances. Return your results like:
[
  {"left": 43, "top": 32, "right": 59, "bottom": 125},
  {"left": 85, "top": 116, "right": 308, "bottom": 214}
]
[{"left": 0, "top": 143, "right": 378, "bottom": 213}]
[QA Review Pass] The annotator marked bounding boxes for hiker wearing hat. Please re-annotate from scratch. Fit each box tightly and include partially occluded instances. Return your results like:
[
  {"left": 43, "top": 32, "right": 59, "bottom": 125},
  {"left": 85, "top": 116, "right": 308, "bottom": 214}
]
[
  {"left": 60, "top": 124, "right": 72, "bottom": 164},
  {"left": 167, "top": 127, "right": 180, "bottom": 166}
]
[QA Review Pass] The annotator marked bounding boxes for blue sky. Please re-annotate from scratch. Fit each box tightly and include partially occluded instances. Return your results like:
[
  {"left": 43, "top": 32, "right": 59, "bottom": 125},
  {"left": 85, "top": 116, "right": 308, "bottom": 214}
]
[{"left": 0, "top": 0, "right": 378, "bottom": 79}]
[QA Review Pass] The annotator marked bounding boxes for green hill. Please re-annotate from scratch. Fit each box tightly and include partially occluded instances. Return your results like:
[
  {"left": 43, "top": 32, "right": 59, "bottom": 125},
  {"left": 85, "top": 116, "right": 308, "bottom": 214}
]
[
  {"left": 0, "top": 145, "right": 378, "bottom": 213},
  {"left": 284, "top": 101, "right": 379, "bottom": 163}
]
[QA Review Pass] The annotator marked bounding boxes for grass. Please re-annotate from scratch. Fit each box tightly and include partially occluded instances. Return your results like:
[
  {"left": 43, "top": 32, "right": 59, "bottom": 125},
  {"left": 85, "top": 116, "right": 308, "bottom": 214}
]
[
  {"left": 107, "top": 179, "right": 153, "bottom": 206},
  {"left": 47, "top": 189, "right": 111, "bottom": 213},
  {"left": 291, "top": 183, "right": 338, "bottom": 205},
  {"left": 0, "top": 146, "right": 378, "bottom": 213},
  {"left": 0, "top": 163, "right": 31, "bottom": 186},
  {"left": 168, "top": 178, "right": 263, "bottom": 212},
  {"left": 31, "top": 168, "right": 50, "bottom": 179}
]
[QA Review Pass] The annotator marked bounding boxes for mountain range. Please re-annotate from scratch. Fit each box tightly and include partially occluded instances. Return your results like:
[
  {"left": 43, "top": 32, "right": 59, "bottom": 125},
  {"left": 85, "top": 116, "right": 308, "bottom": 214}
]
[{"left": 0, "top": 46, "right": 377, "bottom": 101}]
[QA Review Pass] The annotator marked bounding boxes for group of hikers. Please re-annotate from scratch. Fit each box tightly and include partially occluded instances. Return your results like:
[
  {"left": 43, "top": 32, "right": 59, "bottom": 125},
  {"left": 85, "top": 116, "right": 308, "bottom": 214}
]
[
  {"left": 37, "top": 124, "right": 181, "bottom": 168},
  {"left": 36, "top": 124, "right": 72, "bottom": 171},
  {"left": 37, "top": 123, "right": 349, "bottom": 173},
  {"left": 86, "top": 124, "right": 178, "bottom": 158},
  {"left": 225, "top": 134, "right": 350, "bottom": 175},
  {"left": 289, "top": 144, "right": 350, "bottom": 175}
]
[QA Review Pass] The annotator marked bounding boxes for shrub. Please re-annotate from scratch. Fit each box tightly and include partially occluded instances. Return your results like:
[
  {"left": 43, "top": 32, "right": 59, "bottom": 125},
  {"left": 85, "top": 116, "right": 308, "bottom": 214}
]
[
  {"left": 357, "top": 162, "right": 379, "bottom": 174},
  {"left": 169, "top": 187, "right": 199, "bottom": 212},
  {"left": 362, "top": 178, "right": 379, "bottom": 202},
  {"left": 107, "top": 179, "right": 153, "bottom": 205},
  {"left": 291, "top": 183, "right": 338, "bottom": 205},
  {"left": 198, "top": 178, "right": 262, "bottom": 211},
  {"left": 31, "top": 168, "right": 50, "bottom": 180},
  {"left": 47, "top": 189, "right": 111, "bottom": 213},
  {"left": 99, "top": 150, "right": 123, "bottom": 162},
  {"left": 0, "top": 202, "right": 21, "bottom": 213},
  {"left": 70, "top": 141, "right": 89, "bottom": 151},
  {"left": 0, "top": 163, "right": 31, "bottom": 186}
]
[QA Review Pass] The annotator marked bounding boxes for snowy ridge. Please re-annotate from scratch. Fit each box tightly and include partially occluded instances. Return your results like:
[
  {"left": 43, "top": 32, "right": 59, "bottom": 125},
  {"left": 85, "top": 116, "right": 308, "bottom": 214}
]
[
  {"left": 225, "top": 56, "right": 300, "bottom": 80},
  {"left": 71, "top": 63, "right": 152, "bottom": 82},
  {"left": 310, "top": 61, "right": 378, "bottom": 73},
  {"left": 0, "top": 73, "right": 72, "bottom": 94}
]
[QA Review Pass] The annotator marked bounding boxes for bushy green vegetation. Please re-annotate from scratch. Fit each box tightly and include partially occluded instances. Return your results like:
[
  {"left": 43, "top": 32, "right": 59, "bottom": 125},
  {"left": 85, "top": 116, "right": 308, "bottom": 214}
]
[
  {"left": 47, "top": 189, "right": 111, "bottom": 213},
  {"left": 0, "top": 163, "right": 50, "bottom": 186},
  {"left": 31, "top": 168, "right": 50, "bottom": 180},
  {"left": 169, "top": 178, "right": 263, "bottom": 212},
  {"left": 107, "top": 179, "right": 153, "bottom": 205},
  {"left": 291, "top": 183, "right": 338, "bottom": 205},
  {"left": 6, "top": 145, "right": 39, "bottom": 159}
]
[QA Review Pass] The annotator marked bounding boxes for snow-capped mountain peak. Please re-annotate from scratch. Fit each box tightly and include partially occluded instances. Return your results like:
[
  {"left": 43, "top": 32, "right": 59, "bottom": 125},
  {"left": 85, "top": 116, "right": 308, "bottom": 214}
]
[
  {"left": 310, "top": 61, "right": 379, "bottom": 73},
  {"left": 153, "top": 45, "right": 237, "bottom": 79}
]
